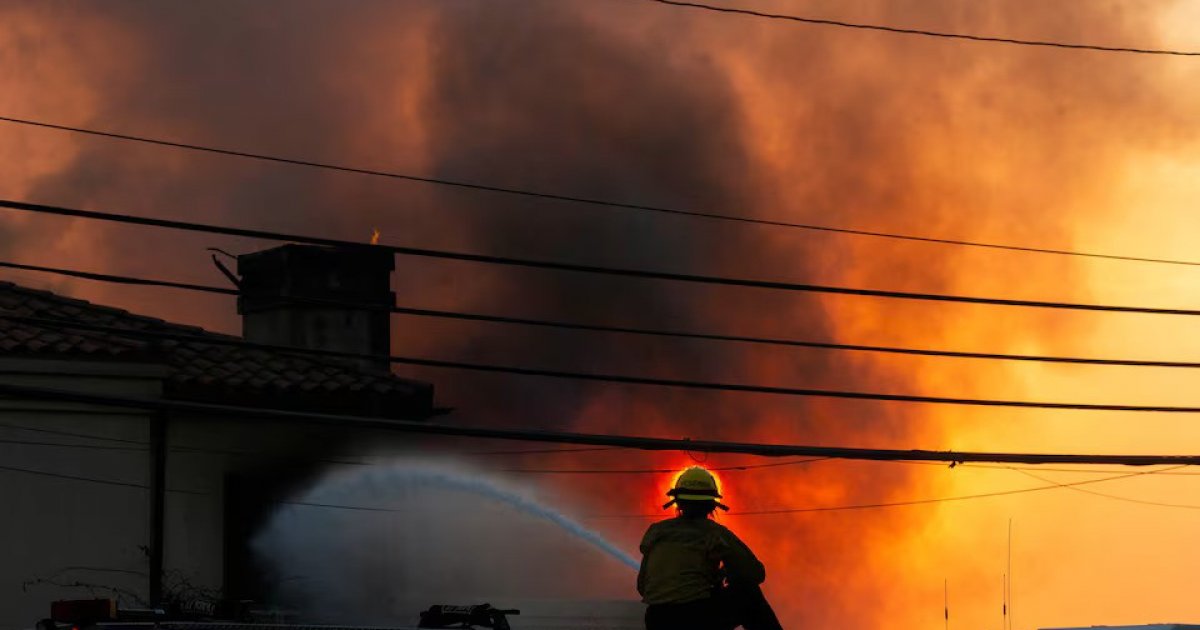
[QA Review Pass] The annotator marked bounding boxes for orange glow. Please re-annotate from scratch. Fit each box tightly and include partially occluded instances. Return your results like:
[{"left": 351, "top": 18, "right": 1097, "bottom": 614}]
[
  {"left": 667, "top": 465, "right": 724, "bottom": 497},
  {"left": 7, "top": 2, "right": 1200, "bottom": 628}
]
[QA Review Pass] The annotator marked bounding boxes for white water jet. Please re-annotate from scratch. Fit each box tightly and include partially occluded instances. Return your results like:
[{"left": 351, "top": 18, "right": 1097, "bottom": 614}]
[{"left": 253, "top": 461, "right": 639, "bottom": 622}]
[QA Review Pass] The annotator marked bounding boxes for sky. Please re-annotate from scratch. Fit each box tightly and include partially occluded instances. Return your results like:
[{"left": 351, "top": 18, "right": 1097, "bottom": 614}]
[{"left": 4, "top": 0, "right": 1200, "bottom": 627}]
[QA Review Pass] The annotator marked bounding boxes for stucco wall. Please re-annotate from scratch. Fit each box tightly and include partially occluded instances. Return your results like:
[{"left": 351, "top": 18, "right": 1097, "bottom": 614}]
[
  {"left": 0, "top": 359, "right": 404, "bottom": 629},
  {"left": 0, "top": 359, "right": 164, "bottom": 629}
]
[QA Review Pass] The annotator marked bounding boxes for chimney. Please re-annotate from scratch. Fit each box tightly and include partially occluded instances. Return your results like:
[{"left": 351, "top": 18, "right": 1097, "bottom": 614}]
[{"left": 237, "top": 244, "right": 394, "bottom": 372}]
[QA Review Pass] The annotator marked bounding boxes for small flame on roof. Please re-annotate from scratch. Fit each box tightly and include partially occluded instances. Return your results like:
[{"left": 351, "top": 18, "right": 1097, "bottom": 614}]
[{"left": 370, "top": 228, "right": 381, "bottom": 245}]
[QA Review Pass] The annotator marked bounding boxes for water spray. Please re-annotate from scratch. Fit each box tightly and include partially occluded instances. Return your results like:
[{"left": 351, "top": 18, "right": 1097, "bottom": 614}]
[{"left": 266, "top": 461, "right": 639, "bottom": 571}]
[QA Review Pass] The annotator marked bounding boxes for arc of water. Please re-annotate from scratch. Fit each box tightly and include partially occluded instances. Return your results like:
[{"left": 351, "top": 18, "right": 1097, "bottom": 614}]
[{"left": 300, "top": 464, "right": 641, "bottom": 571}]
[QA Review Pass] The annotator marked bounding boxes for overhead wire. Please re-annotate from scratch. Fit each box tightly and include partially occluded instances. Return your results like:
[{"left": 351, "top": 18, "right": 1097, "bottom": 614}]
[
  {"left": 1, "top": 116, "right": 1197, "bottom": 267},
  {"left": 6, "top": 200, "right": 1200, "bottom": 316},
  {"left": 282, "top": 466, "right": 1186, "bottom": 518},
  {"left": 641, "top": 0, "right": 1200, "bottom": 57},
  {"left": 499, "top": 457, "right": 829, "bottom": 475},
  {"left": 0, "top": 437, "right": 146, "bottom": 452},
  {"left": 5, "top": 380, "right": 1200, "bottom": 465},
  {"left": 1009, "top": 467, "right": 1200, "bottom": 509},
  {"left": 9, "top": 428, "right": 1200, "bottom": 477},
  {"left": 7, "top": 311, "right": 1200, "bottom": 412},
  {"left": 4, "top": 403, "right": 1200, "bottom": 513},
  {"left": 0, "top": 420, "right": 149, "bottom": 445},
  {"left": 0, "top": 420, "right": 612, "bottom": 461},
  {"left": 0, "top": 462, "right": 205, "bottom": 494},
  {"left": 3, "top": 438, "right": 1195, "bottom": 513},
  {"left": 588, "top": 466, "right": 1187, "bottom": 518},
  {"left": 12, "top": 260, "right": 1200, "bottom": 369}
]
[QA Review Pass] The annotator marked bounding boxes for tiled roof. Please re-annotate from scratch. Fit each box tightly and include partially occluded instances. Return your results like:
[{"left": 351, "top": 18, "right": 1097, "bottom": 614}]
[{"left": 0, "top": 281, "right": 434, "bottom": 418}]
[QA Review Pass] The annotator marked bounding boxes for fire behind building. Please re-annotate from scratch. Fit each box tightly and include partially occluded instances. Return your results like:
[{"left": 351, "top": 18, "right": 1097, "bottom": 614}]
[
  {"left": 1043, "top": 626, "right": 1200, "bottom": 630},
  {"left": 0, "top": 244, "right": 454, "bottom": 626}
]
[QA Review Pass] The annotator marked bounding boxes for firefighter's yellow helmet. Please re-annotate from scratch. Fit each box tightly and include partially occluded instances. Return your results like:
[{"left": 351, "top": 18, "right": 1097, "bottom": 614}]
[{"left": 664, "top": 466, "right": 729, "bottom": 511}]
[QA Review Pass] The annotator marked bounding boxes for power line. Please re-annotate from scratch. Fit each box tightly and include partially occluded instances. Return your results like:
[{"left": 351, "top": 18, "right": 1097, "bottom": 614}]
[
  {"left": 0, "top": 462, "right": 204, "bottom": 494},
  {"left": 5, "top": 199, "right": 1200, "bottom": 316},
  {"left": 0, "top": 260, "right": 228, "bottom": 295},
  {"left": 15, "top": 424, "right": 1199, "bottom": 476},
  {"left": 10, "top": 417, "right": 1200, "bottom": 486},
  {"left": 10, "top": 415, "right": 1199, "bottom": 478},
  {"left": 500, "top": 457, "right": 828, "bottom": 474},
  {"left": 15, "top": 260, "right": 1200, "bottom": 369},
  {"left": 9, "top": 311, "right": 1200, "bottom": 412},
  {"left": 0, "top": 437, "right": 146, "bottom": 452},
  {"left": 0, "top": 420, "right": 620, "bottom": 466},
  {"left": 3, "top": 431, "right": 1195, "bottom": 515},
  {"left": 0, "top": 463, "right": 148, "bottom": 489},
  {"left": 284, "top": 467, "right": 1182, "bottom": 518},
  {"left": 387, "top": 307, "right": 1200, "bottom": 366},
  {"left": 1010, "top": 467, "right": 1200, "bottom": 509},
  {"left": 904, "top": 459, "right": 1200, "bottom": 476},
  {"left": 5, "top": 414, "right": 1200, "bottom": 493},
  {"left": 0, "top": 420, "right": 149, "bottom": 445},
  {"left": 589, "top": 466, "right": 1185, "bottom": 517},
  {"left": 5, "top": 380, "right": 1200, "bottom": 465},
  {"left": 465, "top": 446, "right": 617, "bottom": 456},
  {"left": 1, "top": 116, "right": 1196, "bottom": 268},
  {"left": 642, "top": 0, "right": 1200, "bottom": 57},
  {"left": 12, "top": 428, "right": 1200, "bottom": 477}
]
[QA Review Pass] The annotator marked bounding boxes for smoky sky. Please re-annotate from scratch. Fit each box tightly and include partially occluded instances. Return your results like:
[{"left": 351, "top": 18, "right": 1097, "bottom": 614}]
[
  {"left": 13, "top": 0, "right": 843, "bottom": 428},
  {"left": 8, "top": 1, "right": 1199, "bottom": 626}
]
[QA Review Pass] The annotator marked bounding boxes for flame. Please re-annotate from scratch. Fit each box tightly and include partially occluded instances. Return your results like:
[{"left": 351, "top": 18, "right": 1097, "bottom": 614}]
[{"left": 370, "top": 228, "right": 380, "bottom": 246}]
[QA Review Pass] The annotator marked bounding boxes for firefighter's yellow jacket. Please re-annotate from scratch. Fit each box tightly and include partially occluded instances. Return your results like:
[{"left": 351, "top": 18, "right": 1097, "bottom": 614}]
[{"left": 637, "top": 516, "right": 766, "bottom": 605}]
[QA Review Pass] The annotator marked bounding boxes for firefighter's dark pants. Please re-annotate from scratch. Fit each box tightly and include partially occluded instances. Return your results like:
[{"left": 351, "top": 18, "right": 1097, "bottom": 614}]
[{"left": 644, "top": 585, "right": 783, "bottom": 630}]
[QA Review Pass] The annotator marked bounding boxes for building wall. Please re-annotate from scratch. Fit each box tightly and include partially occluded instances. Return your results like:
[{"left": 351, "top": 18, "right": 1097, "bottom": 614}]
[
  {"left": 0, "top": 360, "right": 317, "bottom": 627},
  {"left": 0, "top": 359, "right": 165, "bottom": 629},
  {"left": 165, "top": 414, "right": 350, "bottom": 607},
  {"left": 0, "top": 358, "right": 406, "bottom": 629}
]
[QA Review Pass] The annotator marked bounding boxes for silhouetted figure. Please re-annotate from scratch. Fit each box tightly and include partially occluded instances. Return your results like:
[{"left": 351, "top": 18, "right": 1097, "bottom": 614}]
[{"left": 637, "top": 467, "right": 783, "bottom": 630}]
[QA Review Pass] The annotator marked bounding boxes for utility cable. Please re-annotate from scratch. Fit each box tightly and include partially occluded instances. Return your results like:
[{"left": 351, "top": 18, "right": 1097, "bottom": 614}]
[
  {"left": 10, "top": 417, "right": 1200, "bottom": 476},
  {"left": 0, "top": 437, "right": 146, "bottom": 451},
  {"left": 0, "top": 431, "right": 816, "bottom": 471},
  {"left": 5, "top": 380, "right": 1200, "bottom": 464},
  {"left": 0, "top": 419, "right": 150, "bottom": 445},
  {"left": 11, "top": 430, "right": 1200, "bottom": 476},
  {"left": 499, "top": 457, "right": 828, "bottom": 474},
  {"left": 643, "top": 0, "right": 1200, "bottom": 57},
  {"left": 0, "top": 260, "right": 228, "bottom": 295},
  {"left": 3, "top": 438, "right": 1194, "bottom": 514},
  {"left": 9, "top": 311, "right": 1200, "bottom": 412},
  {"left": 589, "top": 466, "right": 1185, "bottom": 518},
  {"left": 1010, "top": 467, "right": 1200, "bottom": 509},
  {"left": 284, "top": 467, "right": 1182, "bottom": 517},
  {"left": 6, "top": 199, "right": 1200, "bottom": 315},
  {"left": 15, "top": 260, "right": 1200, "bottom": 369},
  {"left": 1, "top": 116, "right": 1197, "bottom": 266},
  {"left": 0, "top": 419, "right": 639, "bottom": 461},
  {"left": 0, "top": 462, "right": 205, "bottom": 494}
]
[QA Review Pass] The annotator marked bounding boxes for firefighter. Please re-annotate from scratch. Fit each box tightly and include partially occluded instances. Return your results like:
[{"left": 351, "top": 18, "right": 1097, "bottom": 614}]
[{"left": 637, "top": 467, "right": 783, "bottom": 630}]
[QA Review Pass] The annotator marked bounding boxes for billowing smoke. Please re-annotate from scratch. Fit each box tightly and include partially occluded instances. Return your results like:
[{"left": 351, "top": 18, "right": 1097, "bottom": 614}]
[{"left": 5, "top": 0, "right": 1200, "bottom": 627}]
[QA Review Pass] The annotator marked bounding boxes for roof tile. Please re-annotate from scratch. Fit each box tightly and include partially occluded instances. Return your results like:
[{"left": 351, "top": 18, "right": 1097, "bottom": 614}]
[{"left": 0, "top": 282, "right": 430, "bottom": 413}]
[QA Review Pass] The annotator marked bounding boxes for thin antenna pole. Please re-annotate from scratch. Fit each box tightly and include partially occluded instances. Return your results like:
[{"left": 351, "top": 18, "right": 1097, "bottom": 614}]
[
  {"left": 944, "top": 579, "right": 949, "bottom": 630},
  {"left": 1009, "top": 519, "right": 1014, "bottom": 630},
  {"left": 1003, "top": 572, "right": 1008, "bottom": 630}
]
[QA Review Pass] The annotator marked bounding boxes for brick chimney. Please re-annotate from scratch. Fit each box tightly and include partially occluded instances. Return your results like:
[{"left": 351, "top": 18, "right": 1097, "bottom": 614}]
[{"left": 237, "top": 244, "right": 394, "bottom": 372}]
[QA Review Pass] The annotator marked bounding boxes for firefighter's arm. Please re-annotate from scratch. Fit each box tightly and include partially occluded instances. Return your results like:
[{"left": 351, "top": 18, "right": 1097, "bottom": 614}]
[
  {"left": 637, "top": 560, "right": 647, "bottom": 597},
  {"left": 717, "top": 529, "right": 766, "bottom": 586},
  {"left": 637, "top": 531, "right": 653, "bottom": 597}
]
